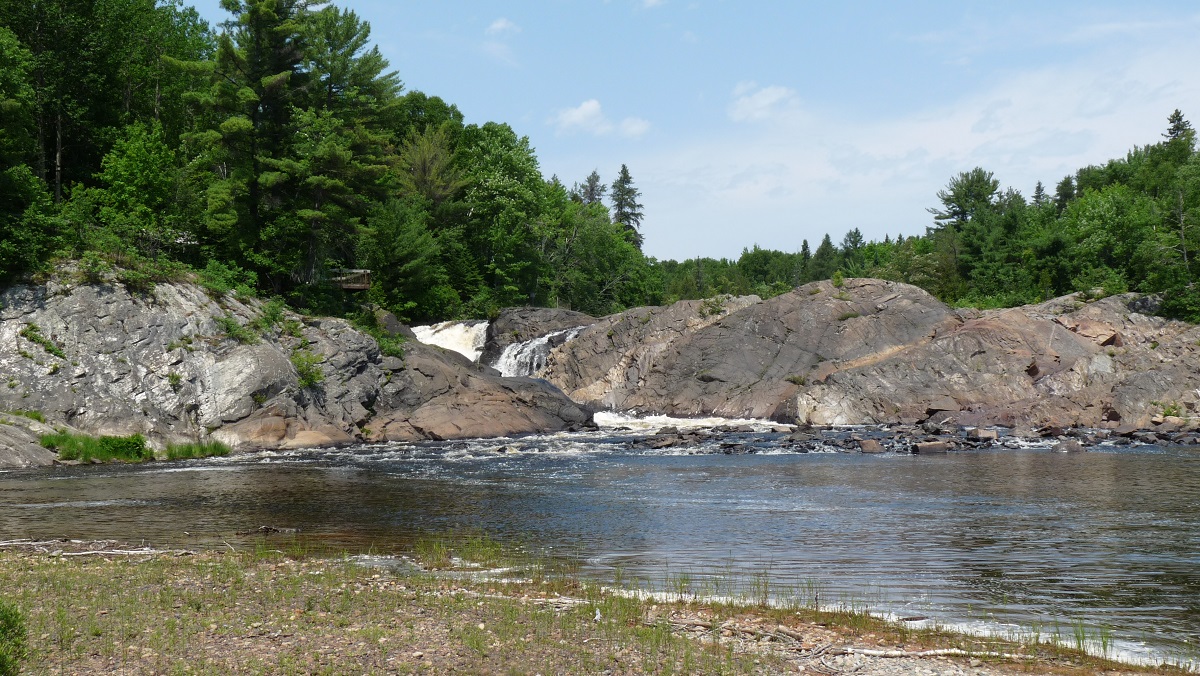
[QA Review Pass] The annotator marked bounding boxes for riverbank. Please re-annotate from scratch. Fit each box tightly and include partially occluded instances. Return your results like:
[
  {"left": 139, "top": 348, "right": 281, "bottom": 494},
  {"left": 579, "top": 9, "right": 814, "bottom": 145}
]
[{"left": 0, "top": 539, "right": 1186, "bottom": 675}]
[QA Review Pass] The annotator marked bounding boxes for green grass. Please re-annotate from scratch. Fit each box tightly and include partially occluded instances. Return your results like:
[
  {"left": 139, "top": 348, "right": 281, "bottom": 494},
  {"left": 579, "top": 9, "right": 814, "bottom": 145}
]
[
  {"left": 4, "top": 410, "right": 45, "bottom": 423},
  {"left": 38, "top": 431, "right": 150, "bottom": 463},
  {"left": 18, "top": 324, "right": 65, "bottom": 359},
  {"left": 837, "top": 311, "right": 861, "bottom": 321},
  {"left": 162, "top": 440, "right": 231, "bottom": 461},
  {"left": 0, "top": 598, "right": 26, "bottom": 676},
  {"left": 214, "top": 314, "right": 260, "bottom": 345}
]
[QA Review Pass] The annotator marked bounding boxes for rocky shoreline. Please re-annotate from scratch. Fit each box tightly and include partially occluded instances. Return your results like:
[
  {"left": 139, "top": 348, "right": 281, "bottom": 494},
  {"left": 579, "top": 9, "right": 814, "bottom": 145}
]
[
  {"left": 2, "top": 274, "right": 1198, "bottom": 468},
  {"left": 630, "top": 420, "right": 1199, "bottom": 455}
]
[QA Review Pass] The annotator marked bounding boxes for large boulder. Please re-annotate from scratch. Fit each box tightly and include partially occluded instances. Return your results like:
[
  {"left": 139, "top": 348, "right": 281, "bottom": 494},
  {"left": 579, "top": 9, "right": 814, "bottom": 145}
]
[
  {"left": 0, "top": 275, "right": 593, "bottom": 466},
  {"left": 542, "top": 279, "right": 1200, "bottom": 429}
]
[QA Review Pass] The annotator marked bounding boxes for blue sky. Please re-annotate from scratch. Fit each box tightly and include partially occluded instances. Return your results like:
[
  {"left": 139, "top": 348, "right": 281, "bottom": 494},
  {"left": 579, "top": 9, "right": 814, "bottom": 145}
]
[{"left": 188, "top": 1, "right": 1200, "bottom": 260}]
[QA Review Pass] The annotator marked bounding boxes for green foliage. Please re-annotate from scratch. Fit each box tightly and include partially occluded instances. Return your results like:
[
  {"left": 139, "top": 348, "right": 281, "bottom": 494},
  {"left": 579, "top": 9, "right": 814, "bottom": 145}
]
[
  {"left": 831, "top": 270, "right": 845, "bottom": 288},
  {"left": 39, "top": 431, "right": 150, "bottom": 463},
  {"left": 167, "top": 372, "right": 183, "bottom": 392},
  {"left": 785, "top": 375, "right": 806, "bottom": 386},
  {"left": 214, "top": 314, "right": 259, "bottom": 344},
  {"left": 837, "top": 311, "right": 861, "bottom": 321},
  {"left": 198, "top": 260, "right": 257, "bottom": 298},
  {"left": 162, "top": 440, "right": 231, "bottom": 461},
  {"left": 0, "top": 598, "right": 26, "bottom": 676},
  {"left": 698, "top": 296, "right": 726, "bottom": 318},
  {"left": 290, "top": 349, "right": 325, "bottom": 389},
  {"left": 252, "top": 298, "right": 287, "bottom": 334},
  {"left": 18, "top": 323, "right": 64, "bottom": 359},
  {"left": 4, "top": 409, "right": 44, "bottom": 423}
]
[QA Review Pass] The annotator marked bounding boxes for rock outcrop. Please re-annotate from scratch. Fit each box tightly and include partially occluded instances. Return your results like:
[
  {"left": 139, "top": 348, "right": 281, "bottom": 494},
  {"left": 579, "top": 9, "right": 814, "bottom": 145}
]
[
  {"left": 0, "top": 277, "right": 593, "bottom": 465},
  {"left": 480, "top": 307, "right": 597, "bottom": 367},
  {"left": 541, "top": 279, "right": 1200, "bottom": 430}
]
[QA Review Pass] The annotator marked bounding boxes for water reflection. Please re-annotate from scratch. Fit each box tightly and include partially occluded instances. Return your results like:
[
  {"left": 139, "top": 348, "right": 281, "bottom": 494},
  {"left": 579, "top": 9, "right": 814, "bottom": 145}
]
[{"left": 0, "top": 437, "right": 1197, "bottom": 664}]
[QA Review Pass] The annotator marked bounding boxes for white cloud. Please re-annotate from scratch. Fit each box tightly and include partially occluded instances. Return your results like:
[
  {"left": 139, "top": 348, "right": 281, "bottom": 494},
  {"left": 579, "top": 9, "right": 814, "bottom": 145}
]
[
  {"left": 552, "top": 99, "right": 613, "bottom": 135},
  {"left": 619, "top": 117, "right": 652, "bottom": 138},
  {"left": 485, "top": 18, "right": 520, "bottom": 36},
  {"left": 551, "top": 99, "right": 650, "bottom": 138},
  {"left": 728, "top": 83, "right": 802, "bottom": 123},
  {"left": 628, "top": 36, "right": 1200, "bottom": 259}
]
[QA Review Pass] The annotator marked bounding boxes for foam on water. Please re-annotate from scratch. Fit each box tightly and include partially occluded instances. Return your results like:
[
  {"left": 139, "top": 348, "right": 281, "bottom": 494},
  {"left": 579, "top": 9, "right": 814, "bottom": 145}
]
[
  {"left": 594, "top": 410, "right": 787, "bottom": 433},
  {"left": 412, "top": 320, "right": 489, "bottom": 362}
]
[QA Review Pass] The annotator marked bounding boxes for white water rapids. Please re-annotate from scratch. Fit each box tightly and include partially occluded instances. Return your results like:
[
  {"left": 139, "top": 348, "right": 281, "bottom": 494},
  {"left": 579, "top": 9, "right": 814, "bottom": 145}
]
[
  {"left": 411, "top": 320, "right": 488, "bottom": 362},
  {"left": 411, "top": 320, "right": 589, "bottom": 378}
]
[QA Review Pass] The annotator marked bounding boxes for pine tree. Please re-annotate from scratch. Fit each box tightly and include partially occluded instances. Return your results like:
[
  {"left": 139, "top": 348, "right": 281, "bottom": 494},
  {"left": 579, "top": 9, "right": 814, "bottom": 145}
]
[
  {"left": 1032, "top": 180, "right": 1047, "bottom": 206},
  {"left": 1164, "top": 109, "right": 1193, "bottom": 142},
  {"left": 610, "top": 163, "right": 644, "bottom": 249},
  {"left": 573, "top": 169, "right": 606, "bottom": 205}
]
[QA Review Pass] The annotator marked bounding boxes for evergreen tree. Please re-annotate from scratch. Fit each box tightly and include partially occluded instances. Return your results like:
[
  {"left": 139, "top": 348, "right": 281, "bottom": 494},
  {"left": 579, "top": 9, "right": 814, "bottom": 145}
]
[
  {"left": 1165, "top": 109, "right": 1193, "bottom": 143},
  {"left": 571, "top": 169, "right": 606, "bottom": 205},
  {"left": 1032, "top": 180, "right": 1047, "bottom": 206},
  {"left": 610, "top": 163, "right": 644, "bottom": 249},
  {"left": 808, "top": 234, "right": 838, "bottom": 281}
]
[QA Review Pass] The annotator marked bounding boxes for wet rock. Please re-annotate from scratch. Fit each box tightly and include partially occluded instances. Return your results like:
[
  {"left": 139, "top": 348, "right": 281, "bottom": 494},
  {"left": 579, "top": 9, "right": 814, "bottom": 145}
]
[
  {"left": 966, "top": 427, "right": 998, "bottom": 441},
  {"left": 480, "top": 307, "right": 597, "bottom": 367},
  {"left": 913, "top": 441, "right": 951, "bottom": 454},
  {"left": 858, "top": 439, "right": 885, "bottom": 453},
  {"left": 1053, "top": 440, "right": 1086, "bottom": 453}
]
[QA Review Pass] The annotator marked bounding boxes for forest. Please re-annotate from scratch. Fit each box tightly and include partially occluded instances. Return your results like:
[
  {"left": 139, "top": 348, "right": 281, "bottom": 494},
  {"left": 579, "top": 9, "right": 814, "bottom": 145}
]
[{"left": 1, "top": 0, "right": 1199, "bottom": 324}]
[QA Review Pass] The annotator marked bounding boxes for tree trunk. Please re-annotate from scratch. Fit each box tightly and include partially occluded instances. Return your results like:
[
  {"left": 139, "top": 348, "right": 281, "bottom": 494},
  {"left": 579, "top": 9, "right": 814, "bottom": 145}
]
[{"left": 54, "top": 111, "right": 63, "bottom": 203}]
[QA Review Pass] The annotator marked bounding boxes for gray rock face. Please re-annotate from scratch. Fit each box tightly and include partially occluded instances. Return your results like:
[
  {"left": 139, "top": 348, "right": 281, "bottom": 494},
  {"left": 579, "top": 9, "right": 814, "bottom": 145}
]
[
  {"left": 480, "top": 307, "right": 597, "bottom": 367},
  {"left": 0, "top": 279, "right": 592, "bottom": 465},
  {"left": 542, "top": 279, "right": 1200, "bottom": 430}
]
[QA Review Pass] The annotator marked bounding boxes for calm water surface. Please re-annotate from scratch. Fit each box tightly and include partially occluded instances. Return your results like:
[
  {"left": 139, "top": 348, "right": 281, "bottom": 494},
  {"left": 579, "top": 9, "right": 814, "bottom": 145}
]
[{"left": 1, "top": 424, "right": 1197, "bottom": 665}]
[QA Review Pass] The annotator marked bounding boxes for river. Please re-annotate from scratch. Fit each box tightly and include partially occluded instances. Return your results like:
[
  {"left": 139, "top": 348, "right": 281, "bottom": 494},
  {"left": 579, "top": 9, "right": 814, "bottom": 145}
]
[{"left": 1, "top": 416, "right": 1197, "bottom": 668}]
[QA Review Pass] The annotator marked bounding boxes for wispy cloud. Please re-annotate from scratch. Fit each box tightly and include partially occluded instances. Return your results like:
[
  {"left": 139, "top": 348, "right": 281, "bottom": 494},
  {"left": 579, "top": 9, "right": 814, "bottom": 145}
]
[
  {"left": 485, "top": 17, "right": 521, "bottom": 37},
  {"left": 728, "top": 82, "right": 802, "bottom": 123},
  {"left": 630, "top": 36, "right": 1200, "bottom": 258},
  {"left": 551, "top": 99, "right": 650, "bottom": 138}
]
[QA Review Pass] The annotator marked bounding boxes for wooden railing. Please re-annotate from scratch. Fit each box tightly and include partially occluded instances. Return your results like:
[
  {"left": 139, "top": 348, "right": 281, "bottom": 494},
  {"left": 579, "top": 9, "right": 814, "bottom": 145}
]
[{"left": 330, "top": 269, "right": 371, "bottom": 290}]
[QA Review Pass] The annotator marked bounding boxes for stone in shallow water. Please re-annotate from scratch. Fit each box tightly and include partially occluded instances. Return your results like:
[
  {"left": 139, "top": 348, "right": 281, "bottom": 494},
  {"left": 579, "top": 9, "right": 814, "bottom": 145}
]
[{"left": 858, "top": 439, "right": 884, "bottom": 453}]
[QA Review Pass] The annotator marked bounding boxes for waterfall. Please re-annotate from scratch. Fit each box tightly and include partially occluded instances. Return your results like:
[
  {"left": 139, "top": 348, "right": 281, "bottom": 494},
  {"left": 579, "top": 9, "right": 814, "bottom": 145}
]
[
  {"left": 493, "top": 326, "right": 587, "bottom": 377},
  {"left": 411, "top": 320, "right": 489, "bottom": 362}
]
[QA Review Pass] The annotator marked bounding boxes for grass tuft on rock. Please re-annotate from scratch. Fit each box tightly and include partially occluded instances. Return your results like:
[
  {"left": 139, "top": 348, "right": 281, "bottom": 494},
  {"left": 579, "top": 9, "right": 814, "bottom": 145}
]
[
  {"left": 162, "top": 440, "right": 231, "bottom": 461},
  {"left": 38, "top": 431, "right": 150, "bottom": 463}
]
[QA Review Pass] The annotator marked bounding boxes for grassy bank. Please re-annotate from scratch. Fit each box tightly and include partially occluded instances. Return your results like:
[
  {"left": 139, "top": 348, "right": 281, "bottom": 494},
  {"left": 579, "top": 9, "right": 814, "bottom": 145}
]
[{"left": 0, "top": 538, "right": 1187, "bottom": 675}]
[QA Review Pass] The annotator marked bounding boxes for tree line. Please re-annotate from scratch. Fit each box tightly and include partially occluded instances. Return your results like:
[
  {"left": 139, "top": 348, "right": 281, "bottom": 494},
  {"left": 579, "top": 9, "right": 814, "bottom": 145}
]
[{"left": 1, "top": 1, "right": 1198, "bottom": 324}]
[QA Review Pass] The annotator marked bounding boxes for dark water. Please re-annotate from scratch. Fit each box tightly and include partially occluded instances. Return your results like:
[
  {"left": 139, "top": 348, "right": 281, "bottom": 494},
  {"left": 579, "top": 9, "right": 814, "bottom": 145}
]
[{"left": 1, "top": 423, "right": 1198, "bottom": 666}]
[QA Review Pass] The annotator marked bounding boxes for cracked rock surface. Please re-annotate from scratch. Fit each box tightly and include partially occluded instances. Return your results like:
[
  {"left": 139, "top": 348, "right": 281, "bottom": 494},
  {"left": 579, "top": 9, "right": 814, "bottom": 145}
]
[
  {"left": 0, "top": 279, "right": 592, "bottom": 465},
  {"left": 542, "top": 278, "right": 1200, "bottom": 430}
]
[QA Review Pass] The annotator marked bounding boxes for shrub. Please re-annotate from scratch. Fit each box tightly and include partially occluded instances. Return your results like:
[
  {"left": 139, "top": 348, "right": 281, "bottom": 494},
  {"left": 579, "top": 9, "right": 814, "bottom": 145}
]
[
  {"left": 252, "top": 297, "right": 287, "bottom": 334},
  {"left": 785, "top": 375, "right": 806, "bottom": 386},
  {"left": 0, "top": 599, "right": 26, "bottom": 676},
  {"left": 831, "top": 270, "right": 845, "bottom": 288},
  {"left": 837, "top": 311, "right": 861, "bottom": 321},
  {"left": 214, "top": 314, "right": 259, "bottom": 345},
  {"left": 290, "top": 349, "right": 324, "bottom": 389},
  {"left": 167, "top": 372, "right": 183, "bottom": 392},
  {"left": 163, "top": 440, "right": 231, "bottom": 461},
  {"left": 198, "top": 260, "right": 257, "bottom": 298},
  {"left": 39, "top": 431, "right": 150, "bottom": 462}
]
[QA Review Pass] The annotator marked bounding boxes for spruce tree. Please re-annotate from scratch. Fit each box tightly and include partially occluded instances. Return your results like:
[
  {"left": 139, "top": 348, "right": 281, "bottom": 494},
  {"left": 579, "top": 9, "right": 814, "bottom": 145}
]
[{"left": 610, "top": 163, "right": 644, "bottom": 248}]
